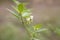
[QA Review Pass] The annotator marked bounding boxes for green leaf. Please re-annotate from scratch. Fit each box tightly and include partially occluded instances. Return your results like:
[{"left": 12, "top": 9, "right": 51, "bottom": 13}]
[
  {"left": 34, "top": 24, "right": 42, "bottom": 31},
  {"left": 7, "top": 8, "right": 19, "bottom": 18},
  {"left": 36, "top": 28, "right": 47, "bottom": 32},
  {"left": 22, "top": 12, "right": 31, "bottom": 18},
  {"left": 18, "top": 3, "right": 25, "bottom": 12},
  {"left": 23, "top": 9, "right": 32, "bottom": 14}
]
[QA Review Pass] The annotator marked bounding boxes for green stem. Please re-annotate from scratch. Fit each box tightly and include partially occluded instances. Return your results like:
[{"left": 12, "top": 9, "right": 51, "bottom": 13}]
[{"left": 19, "top": 12, "right": 32, "bottom": 40}]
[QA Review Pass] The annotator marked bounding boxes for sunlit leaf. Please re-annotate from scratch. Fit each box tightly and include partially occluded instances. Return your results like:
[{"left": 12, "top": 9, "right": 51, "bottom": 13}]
[
  {"left": 18, "top": 3, "right": 25, "bottom": 12},
  {"left": 23, "top": 9, "right": 31, "bottom": 13},
  {"left": 33, "top": 24, "right": 42, "bottom": 31},
  {"left": 36, "top": 28, "right": 48, "bottom": 32},
  {"left": 22, "top": 12, "right": 31, "bottom": 17}
]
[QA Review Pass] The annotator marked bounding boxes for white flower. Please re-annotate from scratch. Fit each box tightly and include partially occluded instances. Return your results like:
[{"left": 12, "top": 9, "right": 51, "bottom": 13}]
[
  {"left": 26, "top": 17, "right": 30, "bottom": 21},
  {"left": 30, "top": 16, "right": 33, "bottom": 20},
  {"left": 26, "top": 16, "right": 33, "bottom": 21}
]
